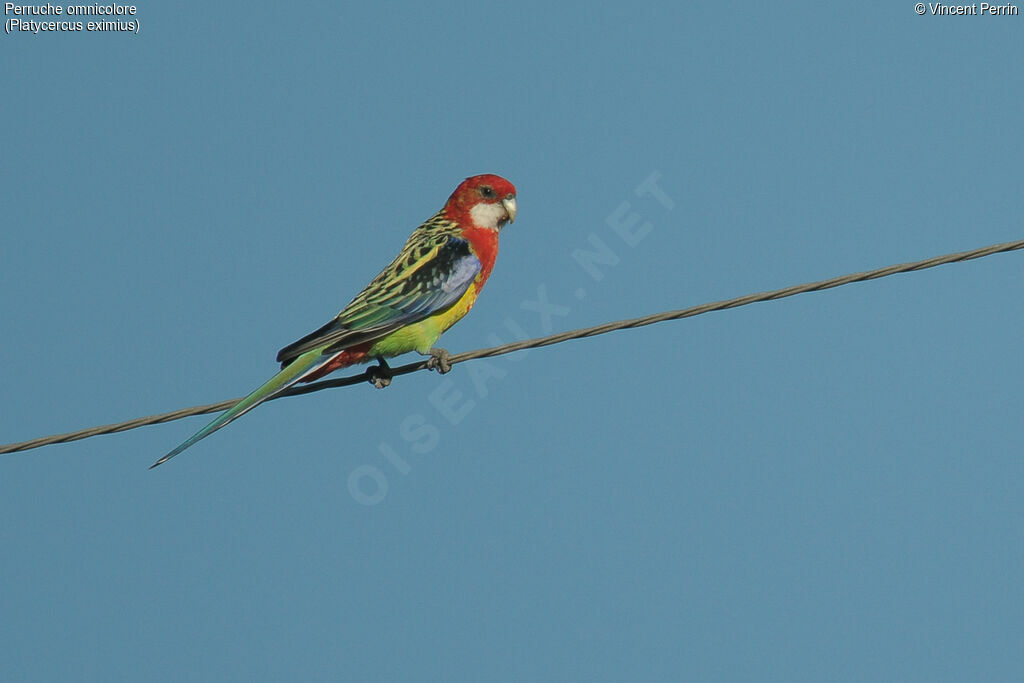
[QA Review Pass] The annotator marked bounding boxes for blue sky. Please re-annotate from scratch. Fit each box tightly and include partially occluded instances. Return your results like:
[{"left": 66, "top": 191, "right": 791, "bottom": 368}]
[{"left": 2, "top": 2, "right": 1022, "bottom": 680}]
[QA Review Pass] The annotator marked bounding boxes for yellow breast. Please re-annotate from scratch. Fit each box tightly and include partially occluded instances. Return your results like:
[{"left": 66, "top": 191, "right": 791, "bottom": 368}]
[{"left": 367, "top": 284, "right": 482, "bottom": 358}]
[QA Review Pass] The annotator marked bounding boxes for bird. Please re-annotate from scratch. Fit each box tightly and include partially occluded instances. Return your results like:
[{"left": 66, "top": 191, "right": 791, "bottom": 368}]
[{"left": 150, "top": 174, "right": 517, "bottom": 468}]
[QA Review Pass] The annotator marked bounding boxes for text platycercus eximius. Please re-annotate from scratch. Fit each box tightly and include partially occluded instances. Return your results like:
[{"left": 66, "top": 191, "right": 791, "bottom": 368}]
[{"left": 151, "top": 174, "right": 517, "bottom": 468}]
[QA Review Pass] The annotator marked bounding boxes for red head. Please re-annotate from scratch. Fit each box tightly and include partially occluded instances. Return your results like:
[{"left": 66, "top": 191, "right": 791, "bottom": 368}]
[{"left": 443, "top": 174, "right": 517, "bottom": 231}]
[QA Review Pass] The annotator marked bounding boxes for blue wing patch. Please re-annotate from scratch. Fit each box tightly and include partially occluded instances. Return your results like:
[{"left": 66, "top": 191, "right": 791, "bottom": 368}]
[{"left": 276, "top": 237, "right": 481, "bottom": 367}]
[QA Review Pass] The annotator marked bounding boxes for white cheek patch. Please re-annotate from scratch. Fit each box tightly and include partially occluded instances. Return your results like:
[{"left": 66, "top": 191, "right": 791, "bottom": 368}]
[{"left": 469, "top": 202, "right": 506, "bottom": 230}]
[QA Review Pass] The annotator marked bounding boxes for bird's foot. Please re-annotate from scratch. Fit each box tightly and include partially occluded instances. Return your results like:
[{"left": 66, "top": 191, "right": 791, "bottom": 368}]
[
  {"left": 366, "top": 357, "right": 392, "bottom": 389},
  {"left": 425, "top": 347, "right": 453, "bottom": 374}
]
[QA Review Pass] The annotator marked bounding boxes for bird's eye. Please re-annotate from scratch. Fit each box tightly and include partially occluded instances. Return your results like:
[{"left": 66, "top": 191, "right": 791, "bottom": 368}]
[{"left": 480, "top": 186, "right": 496, "bottom": 198}]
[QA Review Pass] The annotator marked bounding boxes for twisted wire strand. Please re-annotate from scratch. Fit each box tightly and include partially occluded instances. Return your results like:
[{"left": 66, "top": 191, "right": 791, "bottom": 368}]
[{"left": 2, "top": 237, "right": 1021, "bottom": 456}]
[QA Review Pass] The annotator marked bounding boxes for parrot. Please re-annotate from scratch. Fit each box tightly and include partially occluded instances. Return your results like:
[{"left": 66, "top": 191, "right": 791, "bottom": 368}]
[{"left": 150, "top": 174, "right": 517, "bottom": 468}]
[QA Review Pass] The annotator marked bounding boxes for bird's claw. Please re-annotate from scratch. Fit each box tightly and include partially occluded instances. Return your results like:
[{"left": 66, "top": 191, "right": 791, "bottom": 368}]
[
  {"left": 366, "top": 357, "right": 392, "bottom": 389},
  {"left": 426, "top": 347, "right": 452, "bottom": 374}
]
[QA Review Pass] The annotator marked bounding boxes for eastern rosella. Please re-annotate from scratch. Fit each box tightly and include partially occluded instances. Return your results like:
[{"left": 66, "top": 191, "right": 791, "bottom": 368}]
[{"left": 151, "top": 174, "right": 517, "bottom": 468}]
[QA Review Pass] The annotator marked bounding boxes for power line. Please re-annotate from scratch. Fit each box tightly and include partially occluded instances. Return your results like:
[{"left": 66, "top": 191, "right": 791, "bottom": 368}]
[{"left": 2, "top": 237, "right": 1022, "bottom": 457}]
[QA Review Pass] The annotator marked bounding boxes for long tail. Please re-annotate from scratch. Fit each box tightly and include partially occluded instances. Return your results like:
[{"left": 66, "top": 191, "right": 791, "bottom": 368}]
[{"left": 150, "top": 348, "right": 332, "bottom": 469}]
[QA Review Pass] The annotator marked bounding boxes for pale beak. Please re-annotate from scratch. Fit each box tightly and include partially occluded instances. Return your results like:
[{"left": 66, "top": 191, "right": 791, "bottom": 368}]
[{"left": 502, "top": 196, "right": 517, "bottom": 223}]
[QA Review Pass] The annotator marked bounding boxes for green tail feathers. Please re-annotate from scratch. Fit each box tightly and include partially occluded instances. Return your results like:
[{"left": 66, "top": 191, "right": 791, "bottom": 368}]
[{"left": 149, "top": 349, "right": 326, "bottom": 468}]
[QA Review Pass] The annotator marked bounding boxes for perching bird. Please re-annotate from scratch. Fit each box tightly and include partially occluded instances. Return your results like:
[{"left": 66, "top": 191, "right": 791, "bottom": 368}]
[{"left": 151, "top": 174, "right": 517, "bottom": 468}]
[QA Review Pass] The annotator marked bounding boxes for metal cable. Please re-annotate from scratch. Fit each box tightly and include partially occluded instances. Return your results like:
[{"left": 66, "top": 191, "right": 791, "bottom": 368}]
[{"left": 2, "top": 237, "right": 1021, "bottom": 456}]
